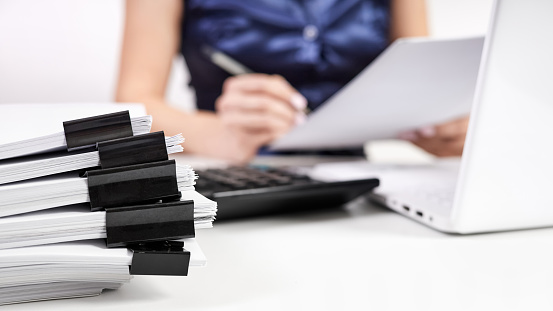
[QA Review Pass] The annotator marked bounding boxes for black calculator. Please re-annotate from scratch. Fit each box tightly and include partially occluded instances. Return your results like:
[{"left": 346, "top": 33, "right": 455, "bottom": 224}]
[{"left": 195, "top": 166, "right": 379, "bottom": 220}]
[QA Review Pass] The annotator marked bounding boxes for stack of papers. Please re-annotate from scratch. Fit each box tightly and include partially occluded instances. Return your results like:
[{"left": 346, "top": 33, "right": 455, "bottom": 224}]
[
  {"left": 0, "top": 189, "right": 217, "bottom": 250},
  {"left": 0, "top": 104, "right": 217, "bottom": 305},
  {"left": 0, "top": 239, "right": 206, "bottom": 305},
  {"left": 0, "top": 134, "right": 185, "bottom": 185},
  {"left": 0, "top": 115, "right": 152, "bottom": 160},
  {"left": 0, "top": 103, "right": 148, "bottom": 150},
  {"left": 0, "top": 164, "right": 198, "bottom": 217}
]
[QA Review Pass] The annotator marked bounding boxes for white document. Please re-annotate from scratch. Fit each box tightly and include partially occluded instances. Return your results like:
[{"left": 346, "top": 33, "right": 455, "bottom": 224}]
[
  {"left": 271, "top": 37, "right": 484, "bottom": 150},
  {"left": 0, "top": 165, "right": 199, "bottom": 217},
  {"left": 0, "top": 238, "right": 207, "bottom": 305},
  {"left": 0, "top": 282, "right": 123, "bottom": 305},
  {"left": 0, "top": 103, "right": 151, "bottom": 160},
  {"left": 0, "top": 134, "right": 184, "bottom": 185},
  {"left": 0, "top": 237, "right": 207, "bottom": 274},
  {"left": 0, "top": 191, "right": 217, "bottom": 249},
  {"left": 0, "top": 103, "right": 147, "bottom": 144},
  {"left": 0, "top": 239, "right": 132, "bottom": 305}
]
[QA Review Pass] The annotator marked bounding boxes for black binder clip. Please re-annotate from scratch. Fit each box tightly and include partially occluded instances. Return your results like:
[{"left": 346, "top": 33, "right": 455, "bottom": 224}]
[
  {"left": 63, "top": 111, "right": 133, "bottom": 151},
  {"left": 86, "top": 159, "right": 181, "bottom": 211},
  {"left": 97, "top": 131, "right": 168, "bottom": 169},
  {"left": 129, "top": 241, "right": 191, "bottom": 276},
  {"left": 105, "top": 200, "right": 195, "bottom": 248}
]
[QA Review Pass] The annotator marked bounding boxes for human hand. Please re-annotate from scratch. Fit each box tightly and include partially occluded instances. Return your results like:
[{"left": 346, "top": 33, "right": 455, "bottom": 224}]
[
  {"left": 215, "top": 74, "right": 307, "bottom": 143},
  {"left": 181, "top": 112, "right": 276, "bottom": 164},
  {"left": 209, "top": 125, "right": 275, "bottom": 163},
  {"left": 398, "top": 116, "right": 470, "bottom": 157}
]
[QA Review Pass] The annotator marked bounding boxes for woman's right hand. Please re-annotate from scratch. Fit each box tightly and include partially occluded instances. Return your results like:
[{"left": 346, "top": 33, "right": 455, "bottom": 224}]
[
  {"left": 118, "top": 1, "right": 303, "bottom": 162},
  {"left": 180, "top": 110, "right": 283, "bottom": 164},
  {"left": 216, "top": 74, "right": 308, "bottom": 145},
  {"left": 207, "top": 125, "right": 274, "bottom": 163}
]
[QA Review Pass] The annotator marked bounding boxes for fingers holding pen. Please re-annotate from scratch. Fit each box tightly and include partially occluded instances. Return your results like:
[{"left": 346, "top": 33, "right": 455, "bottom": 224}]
[
  {"left": 222, "top": 74, "right": 308, "bottom": 111},
  {"left": 217, "top": 93, "right": 297, "bottom": 127},
  {"left": 216, "top": 74, "right": 308, "bottom": 139}
]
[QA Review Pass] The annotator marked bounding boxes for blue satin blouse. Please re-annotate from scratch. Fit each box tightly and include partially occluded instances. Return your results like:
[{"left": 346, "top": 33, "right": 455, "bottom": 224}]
[{"left": 181, "top": 0, "right": 390, "bottom": 112}]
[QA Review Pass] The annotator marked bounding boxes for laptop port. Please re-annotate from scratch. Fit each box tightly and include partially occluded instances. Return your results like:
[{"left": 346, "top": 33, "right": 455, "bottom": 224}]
[
  {"left": 416, "top": 211, "right": 424, "bottom": 217},
  {"left": 402, "top": 205, "right": 410, "bottom": 212}
]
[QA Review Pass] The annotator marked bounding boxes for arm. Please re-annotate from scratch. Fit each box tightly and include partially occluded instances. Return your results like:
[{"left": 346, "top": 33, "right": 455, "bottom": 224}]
[
  {"left": 116, "top": 0, "right": 185, "bottom": 135},
  {"left": 390, "top": 0, "right": 429, "bottom": 41},
  {"left": 116, "top": 0, "right": 266, "bottom": 162}
]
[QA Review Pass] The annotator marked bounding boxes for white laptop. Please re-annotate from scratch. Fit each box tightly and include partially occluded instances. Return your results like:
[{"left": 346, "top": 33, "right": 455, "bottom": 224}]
[{"left": 310, "top": 0, "right": 553, "bottom": 234}]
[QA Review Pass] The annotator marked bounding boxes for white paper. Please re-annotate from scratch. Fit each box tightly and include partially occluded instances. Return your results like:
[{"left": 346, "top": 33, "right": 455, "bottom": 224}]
[
  {"left": 0, "top": 103, "right": 147, "bottom": 144},
  {"left": 0, "top": 238, "right": 207, "bottom": 268},
  {"left": 0, "top": 166, "right": 200, "bottom": 217},
  {"left": 0, "top": 134, "right": 184, "bottom": 185},
  {"left": 271, "top": 37, "right": 484, "bottom": 150},
  {"left": 0, "top": 282, "right": 121, "bottom": 305},
  {"left": 0, "top": 191, "right": 216, "bottom": 249}
]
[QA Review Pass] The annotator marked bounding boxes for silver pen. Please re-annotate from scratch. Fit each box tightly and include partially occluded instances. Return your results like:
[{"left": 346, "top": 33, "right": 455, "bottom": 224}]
[
  {"left": 202, "top": 45, "right": 310, "bottom": 115},
  {"left": 202, "top": 45, "right": 253, "bottom": 75}
]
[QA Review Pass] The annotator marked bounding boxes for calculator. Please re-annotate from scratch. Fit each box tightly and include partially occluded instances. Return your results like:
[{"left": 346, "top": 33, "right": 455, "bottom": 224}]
[{"left": 195, "top": 166, "right": 379, "bottom": 220}]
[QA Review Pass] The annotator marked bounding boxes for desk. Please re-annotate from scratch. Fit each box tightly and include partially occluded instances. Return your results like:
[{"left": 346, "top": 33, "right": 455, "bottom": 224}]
[{"left": 4, "top": 155, "right": 553, "bottom": 311}]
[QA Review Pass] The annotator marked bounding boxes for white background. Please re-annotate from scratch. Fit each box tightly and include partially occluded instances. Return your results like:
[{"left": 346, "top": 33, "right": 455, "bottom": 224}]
[{"left": 0, "top": 0, "right": 494, "bottom": 110}]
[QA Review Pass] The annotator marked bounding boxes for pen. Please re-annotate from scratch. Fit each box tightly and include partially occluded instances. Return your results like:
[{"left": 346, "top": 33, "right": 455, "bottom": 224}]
[
  {"left": 201, "top": 45, "right": 254, "bottom": 75},
  {"left": 202, "top": 45, "right": 311, "bottom": 115}
]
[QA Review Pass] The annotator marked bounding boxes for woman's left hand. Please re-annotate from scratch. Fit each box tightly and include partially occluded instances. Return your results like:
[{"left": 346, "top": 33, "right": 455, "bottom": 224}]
[{"left": 399, "top": 116, "right": 470, "bottom": 157}]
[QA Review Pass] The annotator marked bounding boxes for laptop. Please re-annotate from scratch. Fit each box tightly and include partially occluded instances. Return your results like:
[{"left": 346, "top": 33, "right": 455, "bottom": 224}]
[{"left": 311, "top": 0, "right": 553, "bottom": 234}]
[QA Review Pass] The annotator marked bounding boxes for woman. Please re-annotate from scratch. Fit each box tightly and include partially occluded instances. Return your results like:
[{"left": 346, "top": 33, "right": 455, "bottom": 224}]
[{"left": 116, "top": 0, "right": 468, "bottom": 162}]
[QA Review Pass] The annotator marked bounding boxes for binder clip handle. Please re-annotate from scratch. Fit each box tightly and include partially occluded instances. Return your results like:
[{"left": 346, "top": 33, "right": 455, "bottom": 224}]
[
  {"left": 129, "top": 241, "right": 191, "bottom": 276},
  {"left": 63, "top": 111, "right": 133, "bottom": 151},
  {"left": 105, "top": 200, "right": 195, "bottom": 248},
  {"left": 97, "top": 131, "right": 169, "bottom": 169}
]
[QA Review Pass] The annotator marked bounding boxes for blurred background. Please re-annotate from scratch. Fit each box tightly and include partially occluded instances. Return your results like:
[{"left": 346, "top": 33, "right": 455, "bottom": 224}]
[
  {"left": 0, "top": 0, "right": 494, "bottom": 161},
  {"left": 0, "top": 0, "right": 493, "bottom": 110}
]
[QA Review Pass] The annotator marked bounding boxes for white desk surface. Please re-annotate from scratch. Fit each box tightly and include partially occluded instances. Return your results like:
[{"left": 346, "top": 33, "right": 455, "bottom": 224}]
[{"left": 5, "top": 155, "right": 553, "bottom": 311}]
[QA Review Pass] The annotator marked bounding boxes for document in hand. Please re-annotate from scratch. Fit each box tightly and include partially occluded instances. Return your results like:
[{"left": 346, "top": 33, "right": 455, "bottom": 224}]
[{"left": 271, "top": 36, "right": 484, "bottom": 151}]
